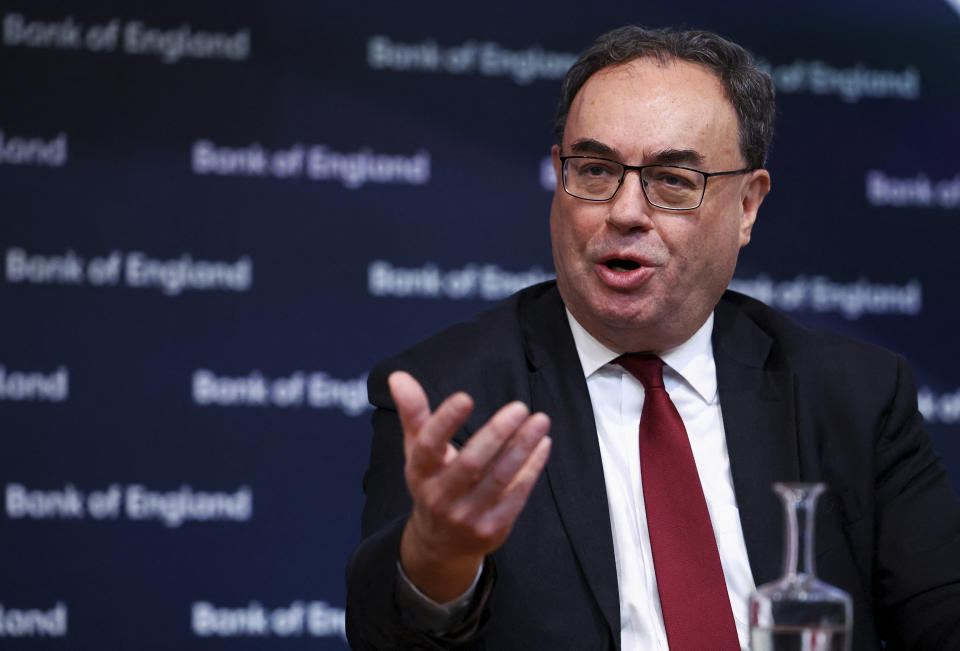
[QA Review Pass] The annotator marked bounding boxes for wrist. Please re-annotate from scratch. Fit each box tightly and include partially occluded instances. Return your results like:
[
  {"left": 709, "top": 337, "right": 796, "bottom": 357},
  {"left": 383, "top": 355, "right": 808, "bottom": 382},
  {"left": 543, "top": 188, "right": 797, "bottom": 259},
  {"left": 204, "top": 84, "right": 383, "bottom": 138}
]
[{"left": 400, "top": 518, "right": 484, "bottom": 603}]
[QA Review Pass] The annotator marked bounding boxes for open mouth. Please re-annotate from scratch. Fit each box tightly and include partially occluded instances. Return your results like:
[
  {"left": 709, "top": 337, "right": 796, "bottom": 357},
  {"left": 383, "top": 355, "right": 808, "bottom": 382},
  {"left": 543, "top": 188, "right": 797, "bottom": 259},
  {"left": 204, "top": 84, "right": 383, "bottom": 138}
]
[{"left": 604, "top": 259, "right": 642, "bottom": 272}]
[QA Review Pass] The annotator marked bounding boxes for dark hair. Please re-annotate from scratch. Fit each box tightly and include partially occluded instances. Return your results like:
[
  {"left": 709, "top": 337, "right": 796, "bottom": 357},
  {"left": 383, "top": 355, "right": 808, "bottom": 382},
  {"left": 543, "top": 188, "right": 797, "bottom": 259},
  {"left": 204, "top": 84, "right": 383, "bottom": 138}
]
[{"left": 554, "top": 26, "right": 775, "bottom": 169}]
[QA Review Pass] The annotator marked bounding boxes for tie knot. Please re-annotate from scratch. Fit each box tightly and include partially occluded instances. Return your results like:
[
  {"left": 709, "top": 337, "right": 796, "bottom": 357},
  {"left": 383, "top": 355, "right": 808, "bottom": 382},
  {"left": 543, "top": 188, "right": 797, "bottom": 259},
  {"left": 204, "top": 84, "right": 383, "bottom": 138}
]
[{"left": 616, "top": 354, "right": 665, "bottom": 390}]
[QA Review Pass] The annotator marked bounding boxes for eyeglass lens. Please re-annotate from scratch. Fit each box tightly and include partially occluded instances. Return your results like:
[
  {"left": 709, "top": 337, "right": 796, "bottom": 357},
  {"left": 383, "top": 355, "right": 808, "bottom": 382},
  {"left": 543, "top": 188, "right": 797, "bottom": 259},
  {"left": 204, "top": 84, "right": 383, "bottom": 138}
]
[{"left": 563, "top": 157, "right": 705, "bottom": 209}]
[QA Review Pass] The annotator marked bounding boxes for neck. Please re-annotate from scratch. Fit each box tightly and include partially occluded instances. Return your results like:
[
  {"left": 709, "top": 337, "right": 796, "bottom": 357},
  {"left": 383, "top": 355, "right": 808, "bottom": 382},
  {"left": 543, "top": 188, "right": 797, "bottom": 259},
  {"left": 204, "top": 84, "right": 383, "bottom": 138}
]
[{"left": 571, "top": 308, "right": 710, "bottom": 354}]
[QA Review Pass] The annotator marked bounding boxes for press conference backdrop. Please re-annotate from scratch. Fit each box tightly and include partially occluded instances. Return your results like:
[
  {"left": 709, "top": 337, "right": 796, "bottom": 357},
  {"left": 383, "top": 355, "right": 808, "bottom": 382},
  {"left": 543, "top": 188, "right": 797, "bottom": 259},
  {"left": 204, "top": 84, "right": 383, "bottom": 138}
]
[{"left": 1, "top": 0, "right": 958, "bottom": 647}]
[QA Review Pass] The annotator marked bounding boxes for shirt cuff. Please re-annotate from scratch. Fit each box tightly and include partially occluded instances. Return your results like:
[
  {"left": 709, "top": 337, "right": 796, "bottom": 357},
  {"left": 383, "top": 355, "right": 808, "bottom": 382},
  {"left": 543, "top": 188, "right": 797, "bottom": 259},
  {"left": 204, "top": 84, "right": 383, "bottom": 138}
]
[{"left": 394, "top": 560, "right": 484, "bottom": 633}]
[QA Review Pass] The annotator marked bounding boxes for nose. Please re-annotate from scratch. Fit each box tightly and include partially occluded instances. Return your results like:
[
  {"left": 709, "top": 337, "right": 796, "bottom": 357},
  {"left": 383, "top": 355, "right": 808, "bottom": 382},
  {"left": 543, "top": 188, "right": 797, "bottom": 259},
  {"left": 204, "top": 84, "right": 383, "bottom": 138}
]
[{"left": 607, "top": 169, "right": 655, "bottom": 233}]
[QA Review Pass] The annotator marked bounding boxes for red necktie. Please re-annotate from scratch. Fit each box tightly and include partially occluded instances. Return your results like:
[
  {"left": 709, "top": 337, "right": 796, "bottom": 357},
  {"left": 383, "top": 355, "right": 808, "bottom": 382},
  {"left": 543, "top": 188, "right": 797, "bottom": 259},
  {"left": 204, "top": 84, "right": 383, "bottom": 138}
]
[{"left": 617, "top": 354, "right": 740, "bottom": 650}]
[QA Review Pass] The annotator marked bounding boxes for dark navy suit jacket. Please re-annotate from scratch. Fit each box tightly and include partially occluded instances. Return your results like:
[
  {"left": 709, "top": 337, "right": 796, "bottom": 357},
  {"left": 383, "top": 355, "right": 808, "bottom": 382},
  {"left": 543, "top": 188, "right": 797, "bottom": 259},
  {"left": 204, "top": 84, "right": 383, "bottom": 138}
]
[{"left": 346, "top": 282, "right": 960, "bottom": 650}]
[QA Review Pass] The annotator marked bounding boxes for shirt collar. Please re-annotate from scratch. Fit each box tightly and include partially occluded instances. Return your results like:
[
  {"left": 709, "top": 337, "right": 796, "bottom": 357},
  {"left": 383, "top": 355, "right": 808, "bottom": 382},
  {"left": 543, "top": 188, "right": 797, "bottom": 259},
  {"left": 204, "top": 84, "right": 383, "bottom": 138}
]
[{"left": 565, "top": 308, "right": 718, "bottom": 403}]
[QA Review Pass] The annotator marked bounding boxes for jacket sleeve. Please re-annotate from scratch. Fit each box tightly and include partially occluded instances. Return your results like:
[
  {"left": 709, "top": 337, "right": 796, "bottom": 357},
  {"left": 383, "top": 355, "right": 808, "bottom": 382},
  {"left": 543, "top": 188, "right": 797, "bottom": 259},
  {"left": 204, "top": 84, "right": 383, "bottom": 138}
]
[
  {"left": 873, "top": 354, "right": 960, "bottom": 649},
  {"left": 344, "top": 360, "right": 492, "bottom": 650}
]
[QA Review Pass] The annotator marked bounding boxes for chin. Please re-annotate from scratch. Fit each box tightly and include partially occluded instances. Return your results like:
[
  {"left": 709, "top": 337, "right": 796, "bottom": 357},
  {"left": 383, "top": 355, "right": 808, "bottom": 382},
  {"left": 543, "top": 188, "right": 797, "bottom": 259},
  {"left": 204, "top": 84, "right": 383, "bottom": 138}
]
[
  {"left": 593, "top": 292, "right": 658, "bottom": 322},
  {"left": 590, "top": 302, "right": 663, "bottom": 339}
]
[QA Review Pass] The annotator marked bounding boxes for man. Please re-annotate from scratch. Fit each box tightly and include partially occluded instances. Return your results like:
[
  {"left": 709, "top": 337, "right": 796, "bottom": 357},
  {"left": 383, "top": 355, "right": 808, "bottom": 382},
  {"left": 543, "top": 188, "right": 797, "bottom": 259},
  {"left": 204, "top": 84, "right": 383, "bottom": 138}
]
[{"left": 346, "top": 26, "right": 960, "bottom": 650}]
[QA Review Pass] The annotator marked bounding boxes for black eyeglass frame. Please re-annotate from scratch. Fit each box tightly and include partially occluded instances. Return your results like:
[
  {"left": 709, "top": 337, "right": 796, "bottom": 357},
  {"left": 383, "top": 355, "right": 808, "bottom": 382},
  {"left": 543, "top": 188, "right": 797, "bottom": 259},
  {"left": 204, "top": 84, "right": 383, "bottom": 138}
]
[{"left": 559, "top": 154, "right": 754, "bottom": 210}]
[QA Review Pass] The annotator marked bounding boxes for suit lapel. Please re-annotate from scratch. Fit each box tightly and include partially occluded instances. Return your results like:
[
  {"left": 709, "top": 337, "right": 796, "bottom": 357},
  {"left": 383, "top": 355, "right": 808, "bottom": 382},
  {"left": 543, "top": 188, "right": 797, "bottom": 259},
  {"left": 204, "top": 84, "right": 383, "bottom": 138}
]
[
  {"left": 520, "top": 286, "right": 621, "bottom": 648},
  {"left": 713, "top": 294, "right": 800, "bottom": 587},
  {"left": 513, "top": 287, "right": 801, "bottom": 637}
]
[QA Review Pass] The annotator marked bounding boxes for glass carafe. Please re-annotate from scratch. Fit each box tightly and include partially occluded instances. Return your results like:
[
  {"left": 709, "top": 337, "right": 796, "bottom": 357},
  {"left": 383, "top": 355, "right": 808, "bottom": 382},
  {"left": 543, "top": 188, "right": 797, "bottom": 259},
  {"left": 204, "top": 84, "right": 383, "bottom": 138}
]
[{"left": 749, "top": 482, "right": 852, "bottom": 651}]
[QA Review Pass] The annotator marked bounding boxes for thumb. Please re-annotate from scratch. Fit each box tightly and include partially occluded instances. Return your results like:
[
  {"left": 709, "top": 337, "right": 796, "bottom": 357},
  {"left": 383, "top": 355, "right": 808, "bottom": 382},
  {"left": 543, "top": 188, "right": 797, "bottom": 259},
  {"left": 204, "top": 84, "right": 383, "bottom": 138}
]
[{"left": 388, "top": 371, "right": 431, "bottom": 441}]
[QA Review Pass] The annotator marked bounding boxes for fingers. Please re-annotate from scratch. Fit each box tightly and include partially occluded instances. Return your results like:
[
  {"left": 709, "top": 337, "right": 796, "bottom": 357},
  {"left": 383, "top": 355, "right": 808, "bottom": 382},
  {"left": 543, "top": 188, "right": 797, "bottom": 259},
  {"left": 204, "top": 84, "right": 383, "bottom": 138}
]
[
  {"left": 483, "top": 435, "right": 552, "bottom": 524},
  {"left": 444, "top": 406, "right": 546, "bottom": 498},
  {"left": 388, "top": 371, "right": 430, "bottom": 435},
  {"left": 468, "top": 412, "right": 551, "bottom": 500},
  {"left": 390, "top": 370, "right": 473, "bottom": 478},
  {"left": 435, "top": 409, "right": 551, "bottom": 541},
  {"left": 418, "top": 391, "right": 473, "bottom": 457},
  {"left": 393, "top": 375, "right": 553, "bottom": 566},
  {"left": 445, "top": 412, "right": 551, "bottom": 532},
  {"left": 390, "top": 370, "right": 553, "bottom": 534},
  {"left": 444, "top": 401, "right": 532, "bottom": 491},
  {"left": 437, "top": 421, "right": 552, "bottom": 554},
  {"left": 397, "top": 427, "right": 551, "bottom": 604}
]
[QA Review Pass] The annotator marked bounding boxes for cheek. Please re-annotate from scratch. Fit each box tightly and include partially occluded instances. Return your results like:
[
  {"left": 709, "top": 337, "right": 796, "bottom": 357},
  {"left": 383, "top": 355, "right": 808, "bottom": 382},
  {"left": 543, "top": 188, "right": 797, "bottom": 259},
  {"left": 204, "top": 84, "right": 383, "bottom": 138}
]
[
  {"left": 693, "top": 220, "right": 746, "bottom": 278},
  {"left": 551, "top": 206, "right": 595, "bottom": 262},
  {"left": 663, "top": 220, "right": 737, "bottom": 277}
]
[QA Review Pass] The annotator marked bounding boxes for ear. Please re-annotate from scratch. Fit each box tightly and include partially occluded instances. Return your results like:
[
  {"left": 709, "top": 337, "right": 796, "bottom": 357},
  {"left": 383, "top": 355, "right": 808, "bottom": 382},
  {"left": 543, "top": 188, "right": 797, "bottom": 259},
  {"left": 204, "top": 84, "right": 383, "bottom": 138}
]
[
  {"left": 551, "top": 144, "right": 562, "bottom": 187},
  {"left": 738, "top": 168, "right": 770, "bottom": 247}
]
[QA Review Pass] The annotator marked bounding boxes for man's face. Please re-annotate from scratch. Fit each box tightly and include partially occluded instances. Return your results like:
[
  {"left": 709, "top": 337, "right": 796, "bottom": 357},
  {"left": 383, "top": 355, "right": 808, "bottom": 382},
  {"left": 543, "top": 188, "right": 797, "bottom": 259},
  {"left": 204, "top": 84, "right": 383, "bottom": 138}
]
[{"left": 550, "top": 57, "right": 770, "bottom": 352}]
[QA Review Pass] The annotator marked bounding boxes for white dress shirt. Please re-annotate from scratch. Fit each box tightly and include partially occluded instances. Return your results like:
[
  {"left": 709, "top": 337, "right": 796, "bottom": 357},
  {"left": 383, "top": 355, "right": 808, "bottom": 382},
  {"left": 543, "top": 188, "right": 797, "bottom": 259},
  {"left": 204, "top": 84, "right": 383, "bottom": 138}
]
[
  {"left": 397, "top": 311, "right": 757, "bottom": 647},
  {"left": 567, "top": 309, "right": 755, "bottom": 651}
]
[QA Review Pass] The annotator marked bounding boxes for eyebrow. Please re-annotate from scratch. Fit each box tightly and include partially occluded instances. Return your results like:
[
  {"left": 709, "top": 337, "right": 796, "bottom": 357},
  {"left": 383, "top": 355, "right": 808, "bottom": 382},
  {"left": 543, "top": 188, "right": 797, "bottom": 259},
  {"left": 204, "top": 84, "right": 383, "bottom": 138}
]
[
  {"left": 567, "top": 140, "right": 705, "bottom": 168},
  {"left": 646, "top": 148, "right": 705, "bottom": 167},
  {"left": 568, "top": 139, "right": 618, "bottom": 157}
]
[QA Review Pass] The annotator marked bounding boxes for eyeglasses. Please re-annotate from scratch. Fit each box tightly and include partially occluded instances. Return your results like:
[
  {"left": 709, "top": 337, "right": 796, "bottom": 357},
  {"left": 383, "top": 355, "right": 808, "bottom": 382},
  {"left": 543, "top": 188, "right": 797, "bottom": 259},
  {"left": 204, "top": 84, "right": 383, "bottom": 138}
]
[{"left": 560, "top": 155, "right": 753, "bottom": 210}]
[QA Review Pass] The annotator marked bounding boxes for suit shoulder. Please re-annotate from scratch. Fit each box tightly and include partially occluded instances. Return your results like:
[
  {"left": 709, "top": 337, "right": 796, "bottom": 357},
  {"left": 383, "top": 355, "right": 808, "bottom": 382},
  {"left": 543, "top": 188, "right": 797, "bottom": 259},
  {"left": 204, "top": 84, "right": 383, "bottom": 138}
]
[
  {"left": 368, "top": 282, "right": 558, "bottom": 406},
  {"left": 719, "top": 290, "right": 905, "bottom": 371}
]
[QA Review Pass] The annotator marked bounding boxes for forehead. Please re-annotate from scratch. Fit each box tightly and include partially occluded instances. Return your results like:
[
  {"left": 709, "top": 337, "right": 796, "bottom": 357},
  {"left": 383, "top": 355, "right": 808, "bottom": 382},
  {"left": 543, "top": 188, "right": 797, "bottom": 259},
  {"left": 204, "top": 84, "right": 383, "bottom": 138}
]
[{"left": 565, "top": 57, "right": 741, "bottom": 165}]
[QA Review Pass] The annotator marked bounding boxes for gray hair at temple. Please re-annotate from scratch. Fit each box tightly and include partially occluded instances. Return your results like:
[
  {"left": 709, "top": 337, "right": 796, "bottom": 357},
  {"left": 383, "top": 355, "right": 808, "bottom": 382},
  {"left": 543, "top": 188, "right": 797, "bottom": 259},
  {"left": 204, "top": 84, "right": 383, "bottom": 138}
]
[{"left": 553, "top": 25, "right": 776, "bottom": 170}]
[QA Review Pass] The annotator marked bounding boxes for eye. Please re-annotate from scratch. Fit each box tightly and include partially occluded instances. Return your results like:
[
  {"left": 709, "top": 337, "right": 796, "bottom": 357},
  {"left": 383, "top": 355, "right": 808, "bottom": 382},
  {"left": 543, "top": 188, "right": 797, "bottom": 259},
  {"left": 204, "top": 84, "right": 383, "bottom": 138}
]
[
  {"left": 647, "top": 167, "right": 699, "bottom": 190},
  {"left": 584, "top": 164, "right": 610, "bottom": 177},
  {"left": 571, "top": 158, "right": 619, "bottom": 178}
]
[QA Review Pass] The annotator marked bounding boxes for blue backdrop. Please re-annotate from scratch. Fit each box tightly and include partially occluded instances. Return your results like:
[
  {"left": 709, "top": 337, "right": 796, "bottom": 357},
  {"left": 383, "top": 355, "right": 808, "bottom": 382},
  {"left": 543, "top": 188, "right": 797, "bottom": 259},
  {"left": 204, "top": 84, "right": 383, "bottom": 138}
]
[{"left": 2, "top": 1, "right": 958, "bottom": 648}]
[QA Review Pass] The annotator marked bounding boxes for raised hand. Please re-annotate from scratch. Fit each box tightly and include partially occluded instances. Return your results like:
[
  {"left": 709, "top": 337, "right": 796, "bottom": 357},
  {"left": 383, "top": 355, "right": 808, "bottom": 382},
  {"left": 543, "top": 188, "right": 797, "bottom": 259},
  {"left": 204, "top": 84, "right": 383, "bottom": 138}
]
[{"left": 390, "top": 370, "right": 552, "bottom": 603}]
